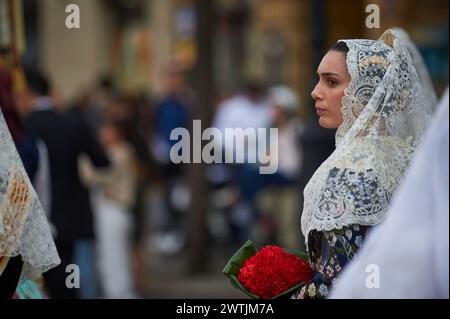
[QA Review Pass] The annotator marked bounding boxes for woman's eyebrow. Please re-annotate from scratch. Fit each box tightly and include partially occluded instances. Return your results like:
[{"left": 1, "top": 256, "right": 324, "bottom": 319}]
[{"left": 317, "top": 71, "right": 341, "bottom": 78}]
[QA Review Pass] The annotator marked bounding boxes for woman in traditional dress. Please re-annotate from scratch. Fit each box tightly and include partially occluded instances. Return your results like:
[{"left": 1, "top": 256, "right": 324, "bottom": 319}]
[
  {"left": 293, "top": 28, "right": 437, "bottom": 298},
  {"left": 0, "top": 67, "right": 60, "bottom": 298}
]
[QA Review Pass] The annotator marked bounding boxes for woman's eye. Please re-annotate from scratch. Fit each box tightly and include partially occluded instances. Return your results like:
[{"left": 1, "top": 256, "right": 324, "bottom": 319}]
[{"left": 327, "top": 79, "right": 337, "bottom": 87}]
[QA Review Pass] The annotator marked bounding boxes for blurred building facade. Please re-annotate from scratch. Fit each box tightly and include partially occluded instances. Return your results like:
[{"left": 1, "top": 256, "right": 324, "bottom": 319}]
[{"left": 13, "top": 0, "right": 445, "bottom": 106}]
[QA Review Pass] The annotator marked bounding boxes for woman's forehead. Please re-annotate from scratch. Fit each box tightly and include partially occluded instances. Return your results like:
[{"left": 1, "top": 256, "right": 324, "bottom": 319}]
[{"left": 317, "top": 51, "right": 349, "bottom": 77}]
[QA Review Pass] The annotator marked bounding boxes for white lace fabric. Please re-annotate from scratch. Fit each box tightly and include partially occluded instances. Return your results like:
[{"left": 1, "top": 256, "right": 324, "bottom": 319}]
[
  {"left": 0, "top": 109, "right": 60, "bottom": 280},
  {"left": 301, "top": 29, "right": 436, "bottom": 242},
  {"left": 329, "top": 89, "right": 449, "bottom": 298}
]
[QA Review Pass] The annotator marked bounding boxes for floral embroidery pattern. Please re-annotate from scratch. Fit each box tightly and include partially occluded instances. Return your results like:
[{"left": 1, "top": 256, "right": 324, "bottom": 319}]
[{"left": 293, "top": 224, "right": 370, "bottom": 299}]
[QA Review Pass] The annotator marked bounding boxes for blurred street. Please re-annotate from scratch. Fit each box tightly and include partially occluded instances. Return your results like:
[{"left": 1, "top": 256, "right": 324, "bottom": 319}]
[
  {"left": 144, "top": 248, "right": 244, "bottom": 298},
  {"left": 0, "top": 0, "right": 448, "bottom": 299}
]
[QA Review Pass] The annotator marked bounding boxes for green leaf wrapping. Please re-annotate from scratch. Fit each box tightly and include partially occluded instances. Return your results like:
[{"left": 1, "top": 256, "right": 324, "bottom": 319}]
[{"left": 223, "top": 240, "right": 310, "bottom": 299}]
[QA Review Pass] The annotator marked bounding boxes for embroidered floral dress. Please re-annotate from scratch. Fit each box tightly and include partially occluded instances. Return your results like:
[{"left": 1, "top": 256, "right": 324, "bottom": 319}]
[{"left": 292, "top": 224, "right": 371, "bottom": 298}]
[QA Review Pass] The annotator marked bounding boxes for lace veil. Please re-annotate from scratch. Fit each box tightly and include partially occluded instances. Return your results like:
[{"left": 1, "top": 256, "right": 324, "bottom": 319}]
[
  {"left": 0, "top": 108, "right": 60, "bottom": 280},
  {"left": 301, "top": 28, "right": 437, "bottom": 242},
  {"left": 328, "top": 89, "right": 449, "bottom": 298}
]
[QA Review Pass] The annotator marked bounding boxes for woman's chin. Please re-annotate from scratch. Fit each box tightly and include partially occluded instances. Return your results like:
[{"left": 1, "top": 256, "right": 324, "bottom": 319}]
[{"left": 319, "top": 117, "right": 334, "bottom": 129}]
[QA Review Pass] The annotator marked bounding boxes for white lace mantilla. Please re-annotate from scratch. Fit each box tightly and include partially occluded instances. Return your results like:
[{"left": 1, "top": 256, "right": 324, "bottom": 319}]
[
  {"left": 301, "top": 29, "right": 436, "bottom": 241},
  {"left": 0, "top": 109, "right": 60, "bottom": 280}
]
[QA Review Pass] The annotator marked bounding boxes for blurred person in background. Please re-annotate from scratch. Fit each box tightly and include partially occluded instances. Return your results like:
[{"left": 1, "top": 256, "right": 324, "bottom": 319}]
[
  {"left": 150, "top": 59, "right": 192, "bottom": 255},
  {"left": 253, "top": 85, "right": 305, "bottom": 249},
  {"left": 267, "top": 85, "right": 304, "bottom": 181},
  {"left": 298, "top": 118, "right": 335, "bottom": 209},
  {"left": 123, "top": 94, "right": 155, "bottom": 295},
  {"left": 79, "top": 118, "right": 138, "bottom": 299},
  {"left": 210, "top": 81, "right": 273, "bottom": 248},
  {"left": 96, "top": 93, "right": 154, "bottom": 296},
  {"left": 80, "top": 92, "right": 154, "bottom": 295},
  {"left": 88, "top": 76, "right": 119, "bottom": 129},
  {"left": 0, "top": 66, "right": 39, "bottom": 183},
  {"left": 21, "top": 68, "right": 110, "bottom": 299}
]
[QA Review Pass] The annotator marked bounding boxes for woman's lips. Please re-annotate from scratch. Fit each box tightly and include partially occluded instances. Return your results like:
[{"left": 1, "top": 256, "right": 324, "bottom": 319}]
[{"left": 316, "top": 107, "right": 326, "bottom": 115}]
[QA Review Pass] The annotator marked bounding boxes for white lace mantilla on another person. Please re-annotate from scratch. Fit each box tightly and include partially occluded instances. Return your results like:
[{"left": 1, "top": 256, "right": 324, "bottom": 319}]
[{"left": 0, "top": 108, "right": 60, "bottom": 280}]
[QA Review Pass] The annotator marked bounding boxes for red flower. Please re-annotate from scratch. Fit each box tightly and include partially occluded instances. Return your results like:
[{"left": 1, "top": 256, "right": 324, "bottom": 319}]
[{"left": 237, "top": 246, "right": 313, "bottom": 299}]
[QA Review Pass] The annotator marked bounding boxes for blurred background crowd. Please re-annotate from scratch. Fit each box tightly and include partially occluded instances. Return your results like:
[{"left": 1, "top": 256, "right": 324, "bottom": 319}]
[{"left": 0, "top": 0, "right": 448, "bottom": 298}]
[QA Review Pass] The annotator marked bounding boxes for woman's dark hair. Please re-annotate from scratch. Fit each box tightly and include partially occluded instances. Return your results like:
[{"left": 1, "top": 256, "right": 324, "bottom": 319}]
[{"left": 330, "top": 41, "right": 349, "bottom": 54}]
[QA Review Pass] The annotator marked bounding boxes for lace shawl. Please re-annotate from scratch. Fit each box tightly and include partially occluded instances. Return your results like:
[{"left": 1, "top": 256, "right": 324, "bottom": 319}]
[
  {"left": 301, "top": 29, "right": 436, "bottom": 242},
  {"left": 0, "top": 108, "right": 60, "bottom": 280}
]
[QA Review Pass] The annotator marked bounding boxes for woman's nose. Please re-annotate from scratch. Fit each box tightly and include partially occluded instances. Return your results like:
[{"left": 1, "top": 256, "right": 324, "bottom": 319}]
[{"left": 311, "top": 83, "right": 322, "bottom": 101}]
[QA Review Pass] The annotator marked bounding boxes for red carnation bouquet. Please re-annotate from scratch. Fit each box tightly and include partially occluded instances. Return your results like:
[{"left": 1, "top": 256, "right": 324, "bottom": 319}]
[{"left": 223, "top": 240, "right": 313, "bottom": 299}]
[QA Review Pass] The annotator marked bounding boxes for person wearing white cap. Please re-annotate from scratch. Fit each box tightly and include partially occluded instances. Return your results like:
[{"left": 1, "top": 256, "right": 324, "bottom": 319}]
[
  {"left": 267, "top": 85, "right": 304, "bottom": 179},
  {"left": 254, "top": 85, "right": 305, "bottom": 248}
]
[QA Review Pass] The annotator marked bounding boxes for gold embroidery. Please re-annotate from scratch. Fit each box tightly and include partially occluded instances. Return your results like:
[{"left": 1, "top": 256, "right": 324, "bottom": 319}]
[
  {"left": 0, "top": 256, "right": 10, "bottom": 276},
  {"left": 359, "top": 56, "right": 390, "bottom": 68},
  {"left": 0, "top": 170, "right": 30, "bottom": 254}
]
